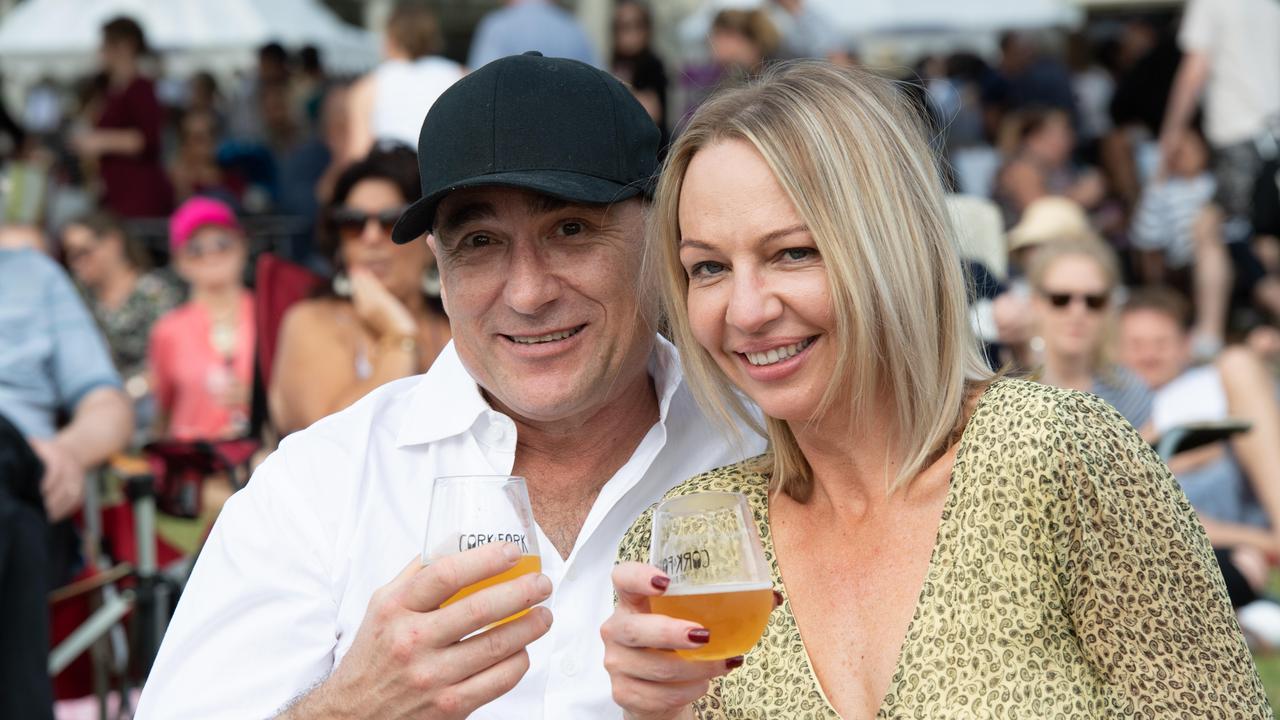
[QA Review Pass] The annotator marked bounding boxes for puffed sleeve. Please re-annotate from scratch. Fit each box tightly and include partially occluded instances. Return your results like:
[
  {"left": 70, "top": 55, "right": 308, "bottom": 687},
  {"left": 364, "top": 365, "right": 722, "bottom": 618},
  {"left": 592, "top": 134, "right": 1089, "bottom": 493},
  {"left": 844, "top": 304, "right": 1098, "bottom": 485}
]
[{"left": 1051, "top": 391, "right": 1271, "bottom": 717}]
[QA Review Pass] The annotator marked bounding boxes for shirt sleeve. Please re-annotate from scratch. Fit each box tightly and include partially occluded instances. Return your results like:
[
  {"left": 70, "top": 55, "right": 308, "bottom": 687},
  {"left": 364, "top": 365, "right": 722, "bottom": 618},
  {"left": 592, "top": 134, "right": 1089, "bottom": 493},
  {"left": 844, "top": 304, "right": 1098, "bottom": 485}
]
[
  {"left": 135, "top": 449, "right": 341, "bottom": 718},
  {"left": 1130, "top": 186, "right": 1169, "bottom": 252},
  {"left": 146, "top": 315, "right": 175, "bottom": 417},
  {"left": 1178, "top": 0, "right": 1217, "bottom": 54},
  {"left": 41, "top": 259, "right": 121, "bottom": 412},
  {"left": 1051, "top": 391, "right": 1271, "bottom": 717}
]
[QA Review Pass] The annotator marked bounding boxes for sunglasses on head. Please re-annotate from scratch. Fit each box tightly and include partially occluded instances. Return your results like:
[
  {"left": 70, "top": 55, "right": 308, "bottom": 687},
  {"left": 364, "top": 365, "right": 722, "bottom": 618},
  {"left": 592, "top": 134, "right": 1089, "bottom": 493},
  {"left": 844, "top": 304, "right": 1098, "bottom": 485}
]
[
  {"left": 1043, "top": 291, "right": 1109, "bottom": 311},
  {"left": 332, "top": 206, "right": 408, "bottom": 236},
  {"left": 183, "top": 233, "right": 237, "bottom": 259}
]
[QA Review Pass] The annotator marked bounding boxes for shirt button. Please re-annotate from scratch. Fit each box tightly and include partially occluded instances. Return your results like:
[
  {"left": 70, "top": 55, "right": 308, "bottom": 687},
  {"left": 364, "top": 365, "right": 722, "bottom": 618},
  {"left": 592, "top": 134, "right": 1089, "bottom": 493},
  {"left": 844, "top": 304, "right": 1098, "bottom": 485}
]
[{"left": 561, "top": 657, "right": 578, "bottom": 676}]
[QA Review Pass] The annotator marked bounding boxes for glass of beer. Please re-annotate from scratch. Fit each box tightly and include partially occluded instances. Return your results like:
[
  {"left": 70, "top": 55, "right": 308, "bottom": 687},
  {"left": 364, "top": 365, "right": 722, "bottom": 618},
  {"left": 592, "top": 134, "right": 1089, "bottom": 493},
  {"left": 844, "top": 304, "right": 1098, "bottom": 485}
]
[
  {"left": 648, "top": 491, "right": 773, "bottom": 661},
  {"left": 422, "top": 475, "right": 542, "bottom": 628}
]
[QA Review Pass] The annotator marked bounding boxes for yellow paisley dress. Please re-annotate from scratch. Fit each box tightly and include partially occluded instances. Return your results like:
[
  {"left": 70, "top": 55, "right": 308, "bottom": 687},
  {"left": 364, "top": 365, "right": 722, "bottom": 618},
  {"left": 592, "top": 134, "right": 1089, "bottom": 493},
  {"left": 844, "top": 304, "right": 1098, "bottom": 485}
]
[{"left": 617, "top": 380, "right": 1270, "bottom": 718}]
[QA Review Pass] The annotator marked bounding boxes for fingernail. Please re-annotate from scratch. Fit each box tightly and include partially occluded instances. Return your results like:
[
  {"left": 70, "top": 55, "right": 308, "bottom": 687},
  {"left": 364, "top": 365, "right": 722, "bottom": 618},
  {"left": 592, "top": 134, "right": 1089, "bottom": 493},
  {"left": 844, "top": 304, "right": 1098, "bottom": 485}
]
[
  {"left": 725, "top": 656, "right": 745, "bottom": 670},
  {"left": 772, "top": 590, "right": 784, "bottom": 607},
  {"left": 502, "top": 543, "right": 521, "bottom": 561},
  {"left": 650, "top": 575, "right": 670, "bottom": 591},
  {"left": 688, "top": 628, "right": 710, "bottom": 644},
  {"left": 535, "top": 574, "right": 553, "bottom": 595}
]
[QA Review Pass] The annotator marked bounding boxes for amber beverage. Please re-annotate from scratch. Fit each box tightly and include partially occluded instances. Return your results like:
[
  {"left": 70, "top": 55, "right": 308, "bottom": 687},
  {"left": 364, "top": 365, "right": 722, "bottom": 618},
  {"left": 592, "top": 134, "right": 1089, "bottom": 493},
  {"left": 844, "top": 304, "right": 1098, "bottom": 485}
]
[
  {"left": 650, "top": 581, "right": 773, "bottom": 660},
  {"left": 440, "top": 555, "right": 543, "bottom": 626}
]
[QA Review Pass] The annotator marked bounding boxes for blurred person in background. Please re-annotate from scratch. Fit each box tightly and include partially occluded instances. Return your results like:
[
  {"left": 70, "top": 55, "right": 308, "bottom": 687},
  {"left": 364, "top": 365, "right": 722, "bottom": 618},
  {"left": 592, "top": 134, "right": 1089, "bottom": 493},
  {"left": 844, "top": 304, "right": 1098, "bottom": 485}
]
[
  {"left": 995, "top": 107, "right": 1106, "bottom": 226},
  {"left": 187, "top": 70, "right": 226, "bottom": 131},
  {"left": 346, "top": 1, "right": 464, "bottom": 161},
  {"left": 312, "top": 83, "right": 353, "bottom": 208},
  {"left": 611, "top": 0, "right": 668, "bottom": 141},
  {"left": 0, "top": 244, "right": 132, "bottom": 720},
  {"left": 1131, "top": 124, "right": 1214, "bottom": 286},
  {"left": 709, "top": 8, "right": 780, "bottom": 80},
  {"left": 61, "top": 212, "right": 182, "bottom": 443},
  {"left": 468, "top": 0, "right": 599, "bottom": 70},
  {"left": 269, "top": 145, "right": 450, "bottom": 435},
  {"left": 1028, "top": 240, "right": 1152, "bottom": 428},
  {"left": 71, "top": 16, "right": 172, "bottom": 218},
  {"left": 292, "top": 45, "right": 328, "bottom": 130},
  {"left": 1119, "top": 287, "right": 1280, "bottom": 646},
  {"left": 169, "top": 109, "right": 244, "bottom": 205},
  {"left": 1158, "top": 0, "right": 1280, "bottom": 357},
  {"left": 147, "top": 197, "right": 254, "bottom": 442},
  {"left": 229, "top": 42, "right": 291, "bottom": 143}
]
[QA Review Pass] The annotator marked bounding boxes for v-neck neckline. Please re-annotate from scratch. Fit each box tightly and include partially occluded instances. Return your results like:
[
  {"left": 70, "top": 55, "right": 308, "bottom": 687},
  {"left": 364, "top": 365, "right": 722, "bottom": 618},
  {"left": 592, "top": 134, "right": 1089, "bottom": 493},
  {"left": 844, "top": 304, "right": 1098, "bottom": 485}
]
[{"left": 760, "top": 380, "right": 999, "bottom": 718}]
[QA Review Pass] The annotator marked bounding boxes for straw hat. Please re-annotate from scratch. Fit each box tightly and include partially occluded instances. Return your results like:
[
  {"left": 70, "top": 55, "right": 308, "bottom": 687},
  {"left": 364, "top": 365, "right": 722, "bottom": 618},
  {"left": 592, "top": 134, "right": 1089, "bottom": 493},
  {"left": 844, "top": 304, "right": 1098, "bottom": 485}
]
[{"left": 1007, "top": 196, "right": 1099, "bottom": 253}]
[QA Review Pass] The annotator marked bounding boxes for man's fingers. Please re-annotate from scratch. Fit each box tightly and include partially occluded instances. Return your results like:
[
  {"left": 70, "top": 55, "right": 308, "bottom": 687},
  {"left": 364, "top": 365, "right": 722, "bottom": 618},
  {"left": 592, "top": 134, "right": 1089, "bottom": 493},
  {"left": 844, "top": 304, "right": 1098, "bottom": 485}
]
[
  {"left": 437, "top": 644, "right": 534, "bottom": 715},
  {"left": 402, "top": 542, "right": 524, "bottom": 612},
  {"left": 612, "top": 561, "right": 670, "bottom": 613},
  {"left": 604, "top": 610, "right": 705, "bottom": 651},
  {"left": 430, "top": 571, "right": 552, "bottom": 642},
  {"left": 434, "top": 606, "right": 553, "bottom": 684}
]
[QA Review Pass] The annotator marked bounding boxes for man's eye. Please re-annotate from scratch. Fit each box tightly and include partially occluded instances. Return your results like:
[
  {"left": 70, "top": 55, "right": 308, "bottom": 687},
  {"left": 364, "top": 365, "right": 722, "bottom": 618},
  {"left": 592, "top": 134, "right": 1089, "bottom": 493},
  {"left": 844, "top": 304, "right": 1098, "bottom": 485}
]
[
  {"left": 689, "top": 261, "right": 726, "bottom": 278},
  {"left": 559, "top": 221, "right": 584, "bottom": 236},
  {"left": 462, "top": 234, "right": 495, "bottom": 249}
]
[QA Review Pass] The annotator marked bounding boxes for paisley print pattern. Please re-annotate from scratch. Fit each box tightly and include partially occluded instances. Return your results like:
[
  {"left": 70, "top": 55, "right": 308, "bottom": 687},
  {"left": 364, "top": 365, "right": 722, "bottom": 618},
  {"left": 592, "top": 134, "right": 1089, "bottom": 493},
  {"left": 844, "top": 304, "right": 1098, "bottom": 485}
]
[{"left": 617, "top": 380, "right": 1270, "bottom": 718}]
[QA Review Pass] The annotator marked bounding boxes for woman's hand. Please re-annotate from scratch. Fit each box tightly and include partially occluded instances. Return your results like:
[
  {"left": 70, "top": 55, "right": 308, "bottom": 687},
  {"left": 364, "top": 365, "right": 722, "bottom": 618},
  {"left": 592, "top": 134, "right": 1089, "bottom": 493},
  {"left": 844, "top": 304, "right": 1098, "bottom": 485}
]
[
  {"left": 601, "top": 562, "right": 743, "bottom": 720},
  {"left": 350, "top": 267, "right": 416, "bottom": 340}
]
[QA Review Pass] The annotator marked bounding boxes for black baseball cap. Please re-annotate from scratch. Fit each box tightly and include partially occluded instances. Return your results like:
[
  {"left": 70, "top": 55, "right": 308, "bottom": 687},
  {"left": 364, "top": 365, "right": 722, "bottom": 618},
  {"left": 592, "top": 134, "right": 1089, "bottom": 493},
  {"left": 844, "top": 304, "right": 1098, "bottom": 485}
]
[{"left": 391, "top": 51, "right": 661, "bottom": 244}]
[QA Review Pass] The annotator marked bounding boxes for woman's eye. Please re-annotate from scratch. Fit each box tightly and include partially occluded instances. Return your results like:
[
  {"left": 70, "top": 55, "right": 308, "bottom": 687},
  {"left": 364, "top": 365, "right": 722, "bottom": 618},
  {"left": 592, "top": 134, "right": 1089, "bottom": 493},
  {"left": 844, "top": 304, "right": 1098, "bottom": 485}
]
[
  {"left": 781, "top": 247, "right": 816, "bottom": 262},
  {"left": 689, "top": 261, "right": 726, "bottom": 278},
  {"left": 559, "top": 221, "right": 584, "bottom": 236}
]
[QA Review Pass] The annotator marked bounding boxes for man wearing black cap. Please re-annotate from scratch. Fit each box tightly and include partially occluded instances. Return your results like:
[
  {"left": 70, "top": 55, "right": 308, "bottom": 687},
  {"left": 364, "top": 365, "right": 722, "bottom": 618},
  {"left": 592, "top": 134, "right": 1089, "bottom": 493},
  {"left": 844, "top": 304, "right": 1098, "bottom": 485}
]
[{"left": 137, "top": 53, "right": 760, "bottom": 719}]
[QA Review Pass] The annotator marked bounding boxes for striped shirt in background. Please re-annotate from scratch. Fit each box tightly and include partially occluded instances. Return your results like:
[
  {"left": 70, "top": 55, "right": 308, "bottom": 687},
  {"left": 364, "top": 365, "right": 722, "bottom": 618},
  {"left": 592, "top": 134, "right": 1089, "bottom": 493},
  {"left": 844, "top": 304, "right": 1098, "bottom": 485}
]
[
  {"left": 1130, "top": 173, "right": 1215, "bottom": 268},
  {"left": 1092, "top": 363, "right": 1155, "bottom": 430}
]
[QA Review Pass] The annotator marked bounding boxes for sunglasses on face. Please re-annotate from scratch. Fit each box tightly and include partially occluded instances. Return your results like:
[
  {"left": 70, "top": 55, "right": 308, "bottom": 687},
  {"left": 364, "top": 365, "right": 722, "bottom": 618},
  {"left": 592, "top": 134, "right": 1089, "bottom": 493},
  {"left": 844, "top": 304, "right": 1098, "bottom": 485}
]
[
  {"left": 332, "top": 206, "right": 408, "bottom": 237},
  {"left": 183, "top": 233, "right": 237, "bottom": 259},
  {"left": 1042, "top": 291, "right": 1109, "bottom": 311},
  {"left": 64, "top": 243, "right": 99, "bottom": 263}
]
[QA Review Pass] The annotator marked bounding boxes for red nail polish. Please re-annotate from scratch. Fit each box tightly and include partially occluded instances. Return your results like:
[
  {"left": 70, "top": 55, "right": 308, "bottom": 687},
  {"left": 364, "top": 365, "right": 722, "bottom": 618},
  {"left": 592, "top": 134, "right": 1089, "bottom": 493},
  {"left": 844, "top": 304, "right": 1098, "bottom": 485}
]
[
  {"left": 772, "top": 590, "right": 783, "bottom": 607},
  {"left": 688, "top": 628, "right": 711, "bottom": 644},
  {"left": 650, "top": 575, "right": 670, "bottom": 591},
  {"left": 725, "top": 656, "right": 745, "bottom": 669}
]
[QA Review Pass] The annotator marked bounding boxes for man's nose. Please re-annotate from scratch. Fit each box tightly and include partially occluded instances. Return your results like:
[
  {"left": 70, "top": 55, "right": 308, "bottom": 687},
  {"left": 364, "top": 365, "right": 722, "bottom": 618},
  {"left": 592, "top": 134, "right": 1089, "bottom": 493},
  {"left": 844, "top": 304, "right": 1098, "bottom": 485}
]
[{"left": 503, "top": 240, "right": 561, "bottom": 315}]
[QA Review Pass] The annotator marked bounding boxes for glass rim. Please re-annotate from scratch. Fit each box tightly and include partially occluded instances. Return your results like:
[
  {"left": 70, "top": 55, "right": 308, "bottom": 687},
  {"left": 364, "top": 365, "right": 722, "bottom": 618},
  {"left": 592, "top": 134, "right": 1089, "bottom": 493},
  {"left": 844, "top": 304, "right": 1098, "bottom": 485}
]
[{"left": 655, "top": 490, "right": 748, "bottom": 513}]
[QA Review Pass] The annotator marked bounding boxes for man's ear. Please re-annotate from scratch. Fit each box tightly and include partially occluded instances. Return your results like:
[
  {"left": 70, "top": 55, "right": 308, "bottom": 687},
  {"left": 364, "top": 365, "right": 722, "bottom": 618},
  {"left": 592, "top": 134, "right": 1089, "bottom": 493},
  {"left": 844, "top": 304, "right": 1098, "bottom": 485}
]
[{"left": 426, "top": 234, "right": 447, "bottom": 307}]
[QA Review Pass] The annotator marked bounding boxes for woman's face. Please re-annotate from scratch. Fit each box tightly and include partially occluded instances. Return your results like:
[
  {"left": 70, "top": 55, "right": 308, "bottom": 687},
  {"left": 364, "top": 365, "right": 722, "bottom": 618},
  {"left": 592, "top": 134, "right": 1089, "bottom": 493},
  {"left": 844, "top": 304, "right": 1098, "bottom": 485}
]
[
  {"left": 1032, "top": 254, "right": 1112, "bottom": 362},
  {"left": 1029, "top": 114, "right": 1074, "bottom": 167},
  {"left": 678, "top": 139, "right": 836, "bottom": 423},
  {"left": 62, "top": 224, "right": 116, "bottom": 288},
  {"left": 175, "top": 225, "right": 247, "bottom": 292},
  {"left": 710, "top": 28, "right": 762, "bottom": 72},
  {"left": 336, "top": 178, "right": 431, "bottom": 301},
  {"left": 613, "top": 3, "right": 649, "bottom": 57}
]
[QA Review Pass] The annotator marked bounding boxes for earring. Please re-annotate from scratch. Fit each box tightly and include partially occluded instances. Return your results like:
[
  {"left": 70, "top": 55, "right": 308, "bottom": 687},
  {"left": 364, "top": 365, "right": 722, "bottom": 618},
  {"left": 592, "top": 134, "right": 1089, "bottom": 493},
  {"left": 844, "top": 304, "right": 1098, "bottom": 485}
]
[
  {"left": 333, "top": 271, "right": 353, "bottom": 298},
  {"left": 422, "top": 265, "right": 441, "bottom": 298}
]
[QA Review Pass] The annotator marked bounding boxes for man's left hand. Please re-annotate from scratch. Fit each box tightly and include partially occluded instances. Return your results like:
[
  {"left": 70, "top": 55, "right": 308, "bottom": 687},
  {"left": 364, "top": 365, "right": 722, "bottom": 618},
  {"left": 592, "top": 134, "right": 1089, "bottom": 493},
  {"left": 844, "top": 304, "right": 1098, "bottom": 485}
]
[{"left": 30, "top": 438, "right": 86, "bottom": 521}]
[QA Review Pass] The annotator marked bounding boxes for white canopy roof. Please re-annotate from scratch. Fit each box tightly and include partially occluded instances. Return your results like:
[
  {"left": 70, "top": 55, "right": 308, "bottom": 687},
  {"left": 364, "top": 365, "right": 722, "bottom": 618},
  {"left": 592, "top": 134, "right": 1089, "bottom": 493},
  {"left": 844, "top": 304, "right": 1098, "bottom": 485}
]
[{"left": 0, "top": 0, "right": 378, "bottom": 84}]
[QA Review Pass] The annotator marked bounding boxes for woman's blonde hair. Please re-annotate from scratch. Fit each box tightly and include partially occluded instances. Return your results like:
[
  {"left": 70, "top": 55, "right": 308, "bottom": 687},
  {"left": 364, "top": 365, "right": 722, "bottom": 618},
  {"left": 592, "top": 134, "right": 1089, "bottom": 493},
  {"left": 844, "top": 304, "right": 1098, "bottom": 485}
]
[{"left": 647, "top": 61, "right": 991, "bottom": 501}]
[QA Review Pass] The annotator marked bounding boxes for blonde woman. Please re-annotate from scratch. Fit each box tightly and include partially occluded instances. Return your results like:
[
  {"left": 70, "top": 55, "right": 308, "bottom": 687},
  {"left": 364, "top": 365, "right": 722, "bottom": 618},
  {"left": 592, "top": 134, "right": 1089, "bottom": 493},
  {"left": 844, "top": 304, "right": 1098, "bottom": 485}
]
[
  {"left": 1028, "top": 240, "right": 1153, "bottom": 428},
  {"left": 601, "top": 62, "right": 1268, "bottom": 719}
]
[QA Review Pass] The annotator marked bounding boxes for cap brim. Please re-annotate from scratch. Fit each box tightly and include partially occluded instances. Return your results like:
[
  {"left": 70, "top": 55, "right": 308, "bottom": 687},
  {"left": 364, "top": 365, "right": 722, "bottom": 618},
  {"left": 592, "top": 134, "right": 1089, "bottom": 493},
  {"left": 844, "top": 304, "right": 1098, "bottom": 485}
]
[{"left": 390, "top": 170, "right": 651, "bottom": 244}]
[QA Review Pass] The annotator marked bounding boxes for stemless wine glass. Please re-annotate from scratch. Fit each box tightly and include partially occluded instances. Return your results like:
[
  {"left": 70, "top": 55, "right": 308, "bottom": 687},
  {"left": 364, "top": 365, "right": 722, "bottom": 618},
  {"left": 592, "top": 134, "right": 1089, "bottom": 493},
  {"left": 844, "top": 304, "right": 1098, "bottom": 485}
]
[
  {"left": 649, "top": 491, "right": 773, "bottom": 660},
  {"left": 423, "top": 475, "right": 543, "bottom": 627}
]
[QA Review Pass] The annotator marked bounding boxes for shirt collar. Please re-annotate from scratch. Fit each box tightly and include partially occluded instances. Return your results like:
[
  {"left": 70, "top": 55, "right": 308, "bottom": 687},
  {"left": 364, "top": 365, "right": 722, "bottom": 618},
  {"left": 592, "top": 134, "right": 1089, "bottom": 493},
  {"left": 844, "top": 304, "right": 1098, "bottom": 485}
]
[{"left": 395, "top": 335, "right": 687, "bottom": 448}]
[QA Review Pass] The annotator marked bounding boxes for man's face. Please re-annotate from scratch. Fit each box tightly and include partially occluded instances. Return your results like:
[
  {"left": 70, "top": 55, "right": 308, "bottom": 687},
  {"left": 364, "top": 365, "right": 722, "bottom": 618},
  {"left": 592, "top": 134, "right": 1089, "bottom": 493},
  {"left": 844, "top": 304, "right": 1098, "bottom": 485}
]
[
  {"left": 1118, "top": 308, "right": 1190, "bottom": 390},
  {"left": 430, "top": 188, "right": 653, "bottom": 425}
]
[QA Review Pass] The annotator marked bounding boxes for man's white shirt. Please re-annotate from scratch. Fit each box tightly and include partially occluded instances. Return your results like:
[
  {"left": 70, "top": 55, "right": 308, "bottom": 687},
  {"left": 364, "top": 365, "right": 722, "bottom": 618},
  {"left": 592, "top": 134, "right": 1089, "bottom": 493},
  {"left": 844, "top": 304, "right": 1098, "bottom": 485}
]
[{"left": 136, "top": 337, "right": 762, "bottom": 719}]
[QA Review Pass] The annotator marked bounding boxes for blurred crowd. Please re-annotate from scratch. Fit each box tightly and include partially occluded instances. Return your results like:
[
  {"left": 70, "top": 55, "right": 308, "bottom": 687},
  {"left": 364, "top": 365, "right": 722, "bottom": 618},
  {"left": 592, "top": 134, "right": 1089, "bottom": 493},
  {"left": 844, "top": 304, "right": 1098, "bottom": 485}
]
[{"left": 3, "top": 0, "right": 1280, "bottom": 710}]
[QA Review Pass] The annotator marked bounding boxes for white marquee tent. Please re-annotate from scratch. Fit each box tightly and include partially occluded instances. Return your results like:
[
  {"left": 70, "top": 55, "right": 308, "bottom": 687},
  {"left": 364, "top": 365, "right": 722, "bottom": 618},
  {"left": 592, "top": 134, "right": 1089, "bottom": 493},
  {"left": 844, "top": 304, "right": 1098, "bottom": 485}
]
[{"left": 0, "top": 0, "right": 378, "bottom": 86}]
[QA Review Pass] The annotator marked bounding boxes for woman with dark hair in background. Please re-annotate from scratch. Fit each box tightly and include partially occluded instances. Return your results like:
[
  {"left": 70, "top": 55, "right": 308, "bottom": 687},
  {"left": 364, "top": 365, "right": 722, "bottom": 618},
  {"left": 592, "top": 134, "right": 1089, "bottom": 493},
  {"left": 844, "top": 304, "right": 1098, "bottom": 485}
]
[
  {"left": 71, "top": 16, "right": 172, "bottom": 217},
  {"left": 268, "top": 145, "right": 450, "bottom": 435},
  {"left": 611, "top": 1, "right": 668, "bottom": 143},
  {"left": 61, "top": 213, "right": 182, "bottom": 441}
]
